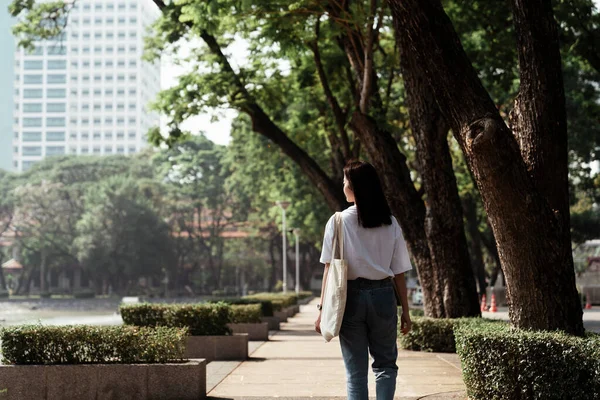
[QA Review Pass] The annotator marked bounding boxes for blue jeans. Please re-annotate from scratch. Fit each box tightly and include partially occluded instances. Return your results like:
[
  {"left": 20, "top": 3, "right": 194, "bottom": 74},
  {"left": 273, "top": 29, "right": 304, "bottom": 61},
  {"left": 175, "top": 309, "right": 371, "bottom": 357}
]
[{"left": 340, "top": 278, "right": 398, "bottom": 400}]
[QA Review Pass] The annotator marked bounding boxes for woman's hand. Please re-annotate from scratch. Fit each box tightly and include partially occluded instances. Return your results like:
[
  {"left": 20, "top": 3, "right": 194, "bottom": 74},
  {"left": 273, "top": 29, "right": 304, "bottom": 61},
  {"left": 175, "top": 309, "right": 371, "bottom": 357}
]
[
  {"left": 400, "top": 310, "right": 412, "bottom": 335},
  {"left": 315, "top": 312, "right": 322, "bottom": 334}
]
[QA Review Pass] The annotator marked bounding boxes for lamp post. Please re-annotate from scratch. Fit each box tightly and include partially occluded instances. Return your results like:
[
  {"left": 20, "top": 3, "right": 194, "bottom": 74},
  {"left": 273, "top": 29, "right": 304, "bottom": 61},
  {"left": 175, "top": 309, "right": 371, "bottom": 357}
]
[
  {"left": 293, "top": 228, "right": 301, "bottom": 294},
  {"left": 276, "top": 201, "right": 290, "bottom": 293}
]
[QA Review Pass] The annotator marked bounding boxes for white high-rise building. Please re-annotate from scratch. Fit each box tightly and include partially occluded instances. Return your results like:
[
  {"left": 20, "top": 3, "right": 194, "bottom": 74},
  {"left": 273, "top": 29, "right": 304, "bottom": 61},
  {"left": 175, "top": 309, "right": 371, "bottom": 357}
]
[{"left": 12, "top": 0, "right": 161, "bottom": 172}]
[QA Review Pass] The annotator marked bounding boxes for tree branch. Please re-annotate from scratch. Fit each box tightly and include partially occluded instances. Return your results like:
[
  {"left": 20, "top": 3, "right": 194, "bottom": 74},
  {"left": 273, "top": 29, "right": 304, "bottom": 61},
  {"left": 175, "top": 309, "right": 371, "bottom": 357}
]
[
  {"left": 311, "top": 17, "right": 351, "bottom": 158},
  {"left": 359, "top": 0, "right": 380, "bottom": 113}
]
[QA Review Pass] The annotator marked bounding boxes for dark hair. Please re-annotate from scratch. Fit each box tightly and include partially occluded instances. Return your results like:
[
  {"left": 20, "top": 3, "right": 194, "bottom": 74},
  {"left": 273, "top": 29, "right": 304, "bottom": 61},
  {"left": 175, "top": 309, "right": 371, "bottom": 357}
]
[{"left": 343, "top": 160, "right": 392, "bottom": 228}]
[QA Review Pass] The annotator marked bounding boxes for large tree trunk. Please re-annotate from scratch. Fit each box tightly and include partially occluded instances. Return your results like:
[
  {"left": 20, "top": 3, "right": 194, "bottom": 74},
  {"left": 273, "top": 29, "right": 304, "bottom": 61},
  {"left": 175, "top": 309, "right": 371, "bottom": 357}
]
[
  {"left": 390, "top": 0, "right": 583, "bottom": 334},
  {"left": 398, "top": 42, "right": 480, "bottom": 317},
  {"left": 349, "top": 112, "right": 444, "bottom": 317},
  {"left": 329, "top": 1, "right": 479, "bottom": 317}
]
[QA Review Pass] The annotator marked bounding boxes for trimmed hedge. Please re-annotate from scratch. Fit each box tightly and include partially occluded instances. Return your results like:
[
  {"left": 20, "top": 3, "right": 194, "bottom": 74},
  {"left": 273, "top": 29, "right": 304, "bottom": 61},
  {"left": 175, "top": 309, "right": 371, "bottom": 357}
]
[
  {"left": 297, "top": 291, "right": 313, "bottom": 300},
  {"left": 398, "top": 316, "right": 458, "bottom": 353},
  {"left": 229, "top": 304, "right": 262, "bottom": 324},
  {"left": 208, "top": 298, "right": 274, "bottom": 317},
  {"left": 0, "top": 325, "right": 187, "bottom": 365},
  {"left": 455, "top": 319, "right": 600, "bottom": 400},
  {"left": 243, "top": 292, "right": 298, "bottom": 309},
  {"left": 120, "top": 303, "right": 232, "bottom": 336}
]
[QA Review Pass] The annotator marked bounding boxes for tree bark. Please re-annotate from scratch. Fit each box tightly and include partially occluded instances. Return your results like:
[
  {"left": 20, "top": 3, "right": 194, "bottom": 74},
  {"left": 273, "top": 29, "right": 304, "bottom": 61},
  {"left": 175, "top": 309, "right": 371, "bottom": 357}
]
[
  {"left": 398, "top": 47, "right": 480, "bottom": 317},
  {"left": 349, "top": 112, "right": 444, "bottom": 317},
  {"left": 390, "top": 0, "right": 583, "bottom": 334},
  {"left": 329, "top": 1, "right": 479, "bottom": 317}
]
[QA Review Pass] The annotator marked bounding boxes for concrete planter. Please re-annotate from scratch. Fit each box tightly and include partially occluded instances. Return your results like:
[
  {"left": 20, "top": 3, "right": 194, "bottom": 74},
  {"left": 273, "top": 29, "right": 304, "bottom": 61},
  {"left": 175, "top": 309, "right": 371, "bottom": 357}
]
[
  {"left": 0, "top": 360, "right": 206, "bottom": 400},
  {"left": 184, "top": 334, "right": 248, "bottom": 362},
  {"left": 260, "top": 316, "right": 281, "bottom": 331},
  {"left": 227, "top": 322, "right": 269, "bottom": 341},
  {"left": 273, "top": 311, "right": 288, "bottom": 322}
]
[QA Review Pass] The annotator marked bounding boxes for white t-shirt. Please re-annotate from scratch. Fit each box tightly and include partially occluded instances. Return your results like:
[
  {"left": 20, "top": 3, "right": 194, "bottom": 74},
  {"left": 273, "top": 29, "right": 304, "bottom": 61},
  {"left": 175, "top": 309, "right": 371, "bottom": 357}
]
[{"left": 319, "top": 205, "right": 413, "bottom": 280}]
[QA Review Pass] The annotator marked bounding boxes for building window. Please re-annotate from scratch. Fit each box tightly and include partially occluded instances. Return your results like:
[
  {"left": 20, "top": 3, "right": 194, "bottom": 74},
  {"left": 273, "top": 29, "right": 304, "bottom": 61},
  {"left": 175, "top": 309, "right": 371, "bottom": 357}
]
[
  {"left": 105, "top": 89, "right": 114, "bottom": 95},
  {"left": 93, "top": 132, "right": 101, "bottom": 139},
  {"left": 83, "top": 32, "right": 91, "bottom": 39},
  {"left": 95, "top": 3, "right": 102, "bottom": 10},
  {"left": 118, "top": 46, "right": 125, "bottom": 53},
  {"left": 128, "top": 118, "right": 136, "bottom": 124},
  {"left": 82, "top": 118, "right": 89, "bottom": 125},
  {"left": 105, "top": 104, "right": 113, "bottom": 111},
  {"left": 70, "top": 147, "right": 77, "bottom": 154},
  {"left": 105, "top": 132, "right": 113, "bottom": 139},
  {"left": 106, "top": 46, "right": 114, "bottom": 54},
  {"left": 48, "top": 60, "right": 67, "bottom": 70},
  {"left": 107, "top": 32, "right": 114, "bottom": 39},
  {"left": 83, "top": 46, "right": 90, "bottom": 54},
  {"left": 83, "top": 61, "right": 90, "bottom": 68},
  {"left": 23, "top": 117, "right": 42, "bottom": 127},
  {"left": 23, "top": 146, "right": 42, "bottom": 156},
  {"left": 106, "top": 75, "right": 114, "bottom": 82},
  {"left": 118, "top": 32, "right": 125, "bottom": 39},
  {"left": 27, "top": 46, "right": 44, "bottom": 56},
  {"left": 93, "top": 147, "right": 101, "bottom": 154},
  {"left": 94, "top": 75, "right": 101, "bottom": 82},
  {"left": 129, "top": 89, "right": 136, "bottom": 95},
  {"left": 47, "top": 74, "right": 66, "bottom": 84},
  {"left": 105, "top": 117, "right": 113, "bottom": 125},
  {"left": 46, "top": 146, "right": 65, "bottom": 155},
  {"left": 118, "top": 2, "right": 126, "bottom": 10},
  {"left": 81, "top": 147, "right": 89, "bottom": 154},
  {"left": 70, "top": 118, "right": 77, "bottom": 125},
  {"left": 94, "top": 32, "right": 102, "bottom": 39},
  {"left": 82, "top": 75, "right": 90, "bottom": 82},
  {"left": 22, "top": 132, "right": 42, "bottom": 142},
  {"left": 94, "top": 60, "right": 102, "bottom": 67},
  {"left": 71, "top": 75, "right": 78, "bottom": 82},
  {"left": 81, "top": 132, "right": 89, "bottom": 139},
  {"left": 106, "top": 60, "right": 114, "bottom": 67},
  {"left": 128, "top": 102, "right": 136, "bottom": 110},
  {"left": 46, "top": 117, "right": 66, "bottom": 127},
  {"left": 106, "top": 17, "right": 114, "bottom": 24},
  {"left": 117, "top": 103, "right": 124, "bottom": 111},
  {"left": 129, "top": 45, "right": 137, "bottom": 53},
  {"left": 94, "top": 103, "right": 101, "bottom": 111},
  {"left": 82, "top": 89, "right": 90, "bottom": 96},
  {"left": 70, "top": 133, "right": 77, "bottom": 139},
  {"left": 117, "top": 146, "right": 124, "bottom": 154},
  {"left": 24, "top": 60, "right": 43, "bottom": 70},
  {"left": 94, "top": 17, "right": 102, "bottom": 24},
  {"left": 117, "top": 131, "right": 125, "bottom": 139},
  {"left": 128, "top": 146, "right": 136, "bottom": 153},
  {"left": 24, "top": 74, "right": 43, "bottom": 84},
  {"left": 93, "top": 118, "right": 101, "bottom": 124},
  {"left": 94, "top": 89, "right": 101, "bottom": 96},
  {"left": 47, "top": 103, "right": 66, "bottom": 113},
  {"left": 117, "top": 118, "right": 125, "bottom": 125},
  {"left": 46, "top": 132, "right": 65, "bottom": 141},
  {"left": 129, "top": 32, "right": 137, "bottom": 39},
  {"left": 129, "top": 60, "right": 137, "bottom": 67},
  {"left": 104, "top": 146, "right": 113, "bottom": 154},
  {"left": 71, "top": 61, "right": 78, "bottom": 68},
  {"left": 118, "top": 60, "right": 125, "bottom": 67},
  {"left": 23, "top": 103, "right": 43, "bottom": 113},
  {"left": 82, "top": 104, "right": 89, "bottom": 110},
  {"left": 71, "top": 32, "right": 78, "bottom": 39},
  {"left": 118, "top": 17, "right": 126, "bottom": 24},
  {"left": 130, "top": 17, "right": 137, "bottom": 23},
  {"left": 107, "top": 3, "right": 114, "bottom": 10},
  {"left": 46, "top": 89, "right": 67, "bottom": 99},
  {"left": 117, "top": 89, "right": 125, "bottom": 95},
  {"left": 94, "top": 46, "right": 102, "bottom": 54},
  {"left": 47, "top": 46, "right": 67, "bottom": 55},
  {"left": 128, "top": 132, "right": 136, "bottom": 139},
  {"left": 128, "top": 74, "right": 136, "bottom": 82},
  {"left": 71, "top": 46, "right": 78, "bottom": 54}
]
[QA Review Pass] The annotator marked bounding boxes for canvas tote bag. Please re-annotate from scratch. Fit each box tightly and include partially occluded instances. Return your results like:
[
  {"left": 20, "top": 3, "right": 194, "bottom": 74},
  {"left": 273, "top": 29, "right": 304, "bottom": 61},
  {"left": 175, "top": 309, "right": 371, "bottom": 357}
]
[{"left": 320, "top": 212, "right": 348, "bottom": 342}]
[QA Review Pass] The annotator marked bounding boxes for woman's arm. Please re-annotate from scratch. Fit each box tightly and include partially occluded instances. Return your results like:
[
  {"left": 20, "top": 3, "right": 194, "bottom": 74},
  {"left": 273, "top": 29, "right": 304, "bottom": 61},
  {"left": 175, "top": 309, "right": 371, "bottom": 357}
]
[
  {"left": 315, "top": 263, "right": 330, "bottom": 333},
  {"left": 393, "top": 272, "right": 412, "bottom": 334}
]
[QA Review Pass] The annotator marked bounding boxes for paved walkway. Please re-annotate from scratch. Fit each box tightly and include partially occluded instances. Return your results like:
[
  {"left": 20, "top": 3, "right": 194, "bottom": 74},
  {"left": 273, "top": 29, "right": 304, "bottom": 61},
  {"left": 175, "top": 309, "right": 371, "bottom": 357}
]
[{"left": 207, "top": 300, "right": 466, "bottom": 400}]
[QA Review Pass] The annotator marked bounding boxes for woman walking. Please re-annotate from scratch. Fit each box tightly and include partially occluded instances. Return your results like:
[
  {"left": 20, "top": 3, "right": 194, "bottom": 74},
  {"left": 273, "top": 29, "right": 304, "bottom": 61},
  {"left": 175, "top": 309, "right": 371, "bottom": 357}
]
[{"left": 315, "top": 160, "right": 413, "bottom": 400}]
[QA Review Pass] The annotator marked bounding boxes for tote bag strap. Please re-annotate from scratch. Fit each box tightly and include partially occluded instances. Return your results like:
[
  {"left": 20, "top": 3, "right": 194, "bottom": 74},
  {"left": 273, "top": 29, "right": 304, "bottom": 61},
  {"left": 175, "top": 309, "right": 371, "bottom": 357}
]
[{"left": 330, "top": 212, "right": 344, "bottom": 262}]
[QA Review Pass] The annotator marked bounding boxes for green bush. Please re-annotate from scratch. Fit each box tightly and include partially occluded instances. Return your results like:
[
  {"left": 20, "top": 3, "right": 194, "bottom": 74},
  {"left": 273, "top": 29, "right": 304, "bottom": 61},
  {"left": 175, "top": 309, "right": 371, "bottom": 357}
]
[
  {"left": 73, "top": 289, "right": 95, "bottom": 299},
  {"left": 40, "top": 291, "right": 53, "bottom": 299},
  {"left": 243, "top": 292, "right": 298, "bottom": 309},
  {"left": 208, "top": 298, "right": 274, "bottom": 317},
  {"left": 212, "top": 290, "right": 226, "bottom": 297},
  {"left": 0, "top": 325, "right": 187, "bottom": 365},
  {"left": 398, "top": 316, "right": 458, "bottom": 353},
  {"left": 297, "top": 291, "right": 313, "bottom": 300},
  {"left": 229, "top": 304, "right": 262, "bottom": 324},
  {"left": 120, "top": 303, "right": 232, "bottom": 336},
  {"left": 455, "top": 319, "right": 600, "bottom": 400}
]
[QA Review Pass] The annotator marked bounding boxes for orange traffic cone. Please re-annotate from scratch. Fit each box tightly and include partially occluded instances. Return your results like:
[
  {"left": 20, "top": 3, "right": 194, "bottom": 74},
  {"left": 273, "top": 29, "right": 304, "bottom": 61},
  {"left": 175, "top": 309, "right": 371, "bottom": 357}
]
[
  {"left": 585, "top": 297, "right": 592, "bottom": 310},
  {"left": 489, "top": 292, "right": 498, "bottom": 313},
  {"left": 480, "top": 294, "right": 488, "bottom": 312}
]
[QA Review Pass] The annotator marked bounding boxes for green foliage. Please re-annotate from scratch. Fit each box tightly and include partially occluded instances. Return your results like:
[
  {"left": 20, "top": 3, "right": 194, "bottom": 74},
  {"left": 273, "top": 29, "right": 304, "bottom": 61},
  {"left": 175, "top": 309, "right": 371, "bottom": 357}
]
[
  {"left": 398, "top": 316, "right": 459, "bottom": 353},
  {"left": 0, "top": 325, "right": 187, "bottom": 365},
  {"left": 229, "top": 304, "right": 262, "bottom": 324},
  {"left": 297, "top": 291, "right": 313, "bottom": 300},
  {"left": 207, "top": 297, "right": 274, "bottom": 317},
  {"left": 243, "top": 292, "right": 298, "bottom": 308},
  {"left": 455, "top": 320, "right": 600, "bottom": 400},
  {"left": 9, "top": 0, "right": 72, "bottom": 50},
  {"left": 120, "top": 303, "right": 232, "bottom": 336}
]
